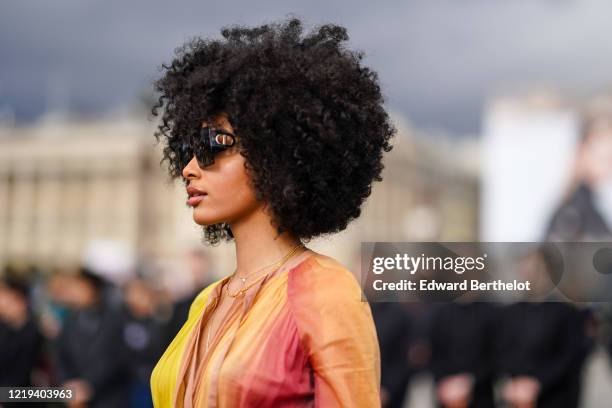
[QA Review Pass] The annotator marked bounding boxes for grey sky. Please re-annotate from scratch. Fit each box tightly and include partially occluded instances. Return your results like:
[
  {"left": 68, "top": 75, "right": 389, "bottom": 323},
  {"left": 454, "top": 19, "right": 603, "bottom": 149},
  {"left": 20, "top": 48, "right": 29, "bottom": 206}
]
[{"left": 1, "top": 0, "right": 611, "bottom": 134}]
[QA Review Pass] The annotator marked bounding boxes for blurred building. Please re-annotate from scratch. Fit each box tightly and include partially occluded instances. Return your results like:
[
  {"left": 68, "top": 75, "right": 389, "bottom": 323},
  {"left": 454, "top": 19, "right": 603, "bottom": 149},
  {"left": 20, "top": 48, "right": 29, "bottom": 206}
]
[
  {"left": 330, "top": 114, "right": 480, "bottom": 268},
  {"left": 0, "top": 115, "right": 199, "bottom": 273},
  {"left": 0, "top": 113, "right": 480, "bottom": 278}
]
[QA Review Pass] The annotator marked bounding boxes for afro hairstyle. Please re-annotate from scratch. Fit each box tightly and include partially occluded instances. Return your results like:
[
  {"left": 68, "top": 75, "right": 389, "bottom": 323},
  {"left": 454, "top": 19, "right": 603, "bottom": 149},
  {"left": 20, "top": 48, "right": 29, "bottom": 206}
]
[{"left": 152, "top": 17, "right": 395, "bottom": 246}]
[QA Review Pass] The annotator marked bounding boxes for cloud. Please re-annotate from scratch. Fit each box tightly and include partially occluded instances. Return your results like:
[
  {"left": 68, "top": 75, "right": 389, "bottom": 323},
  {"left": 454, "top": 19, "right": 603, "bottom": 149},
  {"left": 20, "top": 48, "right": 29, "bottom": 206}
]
[{"left": 1, "top": 0, "right": 611, "bottom": 133}]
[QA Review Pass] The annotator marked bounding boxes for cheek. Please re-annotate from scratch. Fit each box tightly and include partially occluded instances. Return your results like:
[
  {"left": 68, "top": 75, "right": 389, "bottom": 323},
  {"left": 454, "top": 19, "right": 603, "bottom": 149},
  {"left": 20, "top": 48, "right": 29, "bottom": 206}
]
[{"left": 192, "top": 155, "right": 260, "bottom": 225}]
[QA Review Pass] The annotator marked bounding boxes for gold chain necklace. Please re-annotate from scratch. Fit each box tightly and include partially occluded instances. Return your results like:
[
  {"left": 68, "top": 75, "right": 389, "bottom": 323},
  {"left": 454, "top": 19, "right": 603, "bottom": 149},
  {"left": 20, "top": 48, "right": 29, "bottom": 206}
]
[
  {"left": 225, "top": 243, "right": 305, "bottom": 297},
  {"left": 205, "top": 243, "right": 305, "bottom": 352},
  {"left": 223, "top": 244, "right": 300, "bottom": 296}
]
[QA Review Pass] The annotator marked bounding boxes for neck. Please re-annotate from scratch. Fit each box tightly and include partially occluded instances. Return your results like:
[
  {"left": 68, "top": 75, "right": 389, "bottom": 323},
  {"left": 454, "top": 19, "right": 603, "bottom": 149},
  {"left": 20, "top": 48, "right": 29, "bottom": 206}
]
[{"left": 229, "top": 205, "right": 303, "bottom": 280}]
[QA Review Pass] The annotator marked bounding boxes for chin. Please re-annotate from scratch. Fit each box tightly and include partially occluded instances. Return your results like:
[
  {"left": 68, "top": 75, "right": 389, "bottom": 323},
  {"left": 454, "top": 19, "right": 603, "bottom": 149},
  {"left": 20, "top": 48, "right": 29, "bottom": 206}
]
[
  {"left": 193, "top": 214, "right": 220, "bottom": 226},
  {"left": 192, "top": 207, "right": 225, "bottom": 226}
]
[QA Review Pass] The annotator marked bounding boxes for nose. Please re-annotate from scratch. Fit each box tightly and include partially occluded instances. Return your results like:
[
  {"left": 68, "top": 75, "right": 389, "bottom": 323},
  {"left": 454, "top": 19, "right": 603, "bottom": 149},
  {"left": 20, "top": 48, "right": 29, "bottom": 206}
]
[{"left": 182, "top": 155, "right": 201, "bottom": 181}]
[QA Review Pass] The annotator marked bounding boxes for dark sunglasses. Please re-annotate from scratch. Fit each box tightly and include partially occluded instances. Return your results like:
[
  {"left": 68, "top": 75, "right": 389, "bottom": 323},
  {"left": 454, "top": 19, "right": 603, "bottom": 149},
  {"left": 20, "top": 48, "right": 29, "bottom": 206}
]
[{"left": 179, "top": 126, "right": 237, "bottom": 169}]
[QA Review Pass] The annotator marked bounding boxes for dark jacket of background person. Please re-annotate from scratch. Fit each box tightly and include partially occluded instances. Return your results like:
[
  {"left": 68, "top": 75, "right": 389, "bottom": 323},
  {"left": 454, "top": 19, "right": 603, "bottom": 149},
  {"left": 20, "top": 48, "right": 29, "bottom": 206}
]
[
  {"left": 0, "top": 273, "right": 43, "bottom": 389},
  {"left": 165, "top": 281, "right": 212, "bottom": 343},
  {"left": 166, "top": 291, "right": 196, "bottom": 343},
  {"left": 120, "top": 305, "right": 171, "bottom": 406},
  {"left": 496, "top": 302, "right": 593, "bottom": 408},
  {"left": 371, "top": 302, "right": 414, "bottom": 408},
  {"left": 429, "top": 302, "right": 499, "bottom": 408},
  {"left": 0, "top": 318, "right": 42, "bottom": 387},
  {"left": 55, "top": 298, "right": 129, "bottom": 407},
  {"left": 545, "top": 181, "right": 612, "bottom": 241}
]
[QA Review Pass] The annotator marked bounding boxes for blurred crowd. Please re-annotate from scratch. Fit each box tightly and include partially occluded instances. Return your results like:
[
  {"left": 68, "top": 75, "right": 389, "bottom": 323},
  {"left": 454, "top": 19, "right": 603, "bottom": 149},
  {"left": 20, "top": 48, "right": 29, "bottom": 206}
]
[
  {"left": 3, "top": 248, "right": 611, "bottom": 408},
  {"left": 0, "top": 248, "right": 214, "bottom": 408},
  {"left": 370, "top": 258, "right": 607, "bottom": 408},
  {"left": 371, "top": 107, "right": 612, "bottom": 408}
]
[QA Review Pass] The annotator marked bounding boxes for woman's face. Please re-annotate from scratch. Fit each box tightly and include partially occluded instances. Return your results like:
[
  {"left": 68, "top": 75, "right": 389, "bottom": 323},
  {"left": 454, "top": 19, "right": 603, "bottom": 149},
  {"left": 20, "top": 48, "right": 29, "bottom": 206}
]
[
  {"left": 182, "top": 113, "right": 262, "bottom": 227},
  {"left": 581, "top": 119, "right": 612, "bottom": 184}
]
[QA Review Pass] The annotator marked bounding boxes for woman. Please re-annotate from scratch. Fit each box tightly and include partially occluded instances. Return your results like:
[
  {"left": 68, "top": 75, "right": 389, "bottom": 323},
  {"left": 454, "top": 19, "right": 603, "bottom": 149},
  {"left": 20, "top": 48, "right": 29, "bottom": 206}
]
[
  {"left": 149, "top": 17, "right": 395, "bottom": 407},
  {"left": 544, "top": 103, "right": 612, "bottom": 241}
]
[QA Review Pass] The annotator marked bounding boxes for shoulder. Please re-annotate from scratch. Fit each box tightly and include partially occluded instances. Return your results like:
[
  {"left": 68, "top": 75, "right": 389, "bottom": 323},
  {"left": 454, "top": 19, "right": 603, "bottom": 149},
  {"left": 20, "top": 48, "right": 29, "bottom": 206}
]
[
  {"left": 286, "top": 253, "right": 380, "bottom": 387},
  {"left": 287, "top": 252, "right": 376, "bottom": 345},
  {"left": 288, "top": 252, "right": 365, "bottom": 303}
]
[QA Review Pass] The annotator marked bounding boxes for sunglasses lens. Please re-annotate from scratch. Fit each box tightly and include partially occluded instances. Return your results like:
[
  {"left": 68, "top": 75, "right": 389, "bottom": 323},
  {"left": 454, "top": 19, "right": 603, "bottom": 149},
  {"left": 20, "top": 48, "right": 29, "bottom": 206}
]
[
  {"left": 192, "top": 128, "right": 215, "bottom": 167},
  {"left": 178, "top": 140, "right": 194, "bottom": 170},
  {"left": 183, "top": 127, "right": 235, "bottom": 169},
  {"left": 197, "top": 151, "right": 214, "bottom": 167}
]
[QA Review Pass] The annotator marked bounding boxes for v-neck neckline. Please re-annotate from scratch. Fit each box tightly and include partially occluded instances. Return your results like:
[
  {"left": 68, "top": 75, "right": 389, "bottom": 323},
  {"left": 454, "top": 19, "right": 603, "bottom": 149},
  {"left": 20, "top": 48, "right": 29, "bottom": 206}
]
[{"left": 174, "top": 250, "right": 318, "bottom": 407}]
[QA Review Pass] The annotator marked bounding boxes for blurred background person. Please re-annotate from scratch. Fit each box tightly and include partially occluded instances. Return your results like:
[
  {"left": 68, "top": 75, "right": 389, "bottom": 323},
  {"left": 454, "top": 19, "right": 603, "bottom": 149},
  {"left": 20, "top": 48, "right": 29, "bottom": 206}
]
[
  {"left": 542, "top": 99, "right": 612, "bottom": 406},
  {"left": 53, "top": 267, "right": 129, "bottom": 407},
  {"left": 41, "top": 272, "right": 73, "bottom": 341},
  {"left": 357, "top": 252, "right": 416, "bottom": 408},
  {"left": 545, "top": 99, "right": 612, "bottom": 241},
  {"left": 165, "top": 247, "right": 214, "bottom": 338},
  {"left": 120, "top": 276, "right": 171, "bottom": 407},
  {"left": 0, "top": 270, "right": 43, "bottom": 388},
  {"left": 496, "top": 246, "right": 594, "bottom": 408},
  {"left": 429, "top": 301, "right": 498, "bottom": 408},
  {"left": 371, "top": 301, "right": 419, "bottom": 408}
]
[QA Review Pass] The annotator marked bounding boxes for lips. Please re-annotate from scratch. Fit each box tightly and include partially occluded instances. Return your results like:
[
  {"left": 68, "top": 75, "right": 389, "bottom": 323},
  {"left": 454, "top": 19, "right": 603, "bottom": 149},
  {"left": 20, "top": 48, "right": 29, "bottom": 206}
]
[
  {"left": 186, "top": 186, "right": 208, "bottom": 207},
  {"left": 187, "top": 195, "right": 206, "bottom": 206},
  {"left": 187, "top": 186, "right": 207, "bottom": 197}
]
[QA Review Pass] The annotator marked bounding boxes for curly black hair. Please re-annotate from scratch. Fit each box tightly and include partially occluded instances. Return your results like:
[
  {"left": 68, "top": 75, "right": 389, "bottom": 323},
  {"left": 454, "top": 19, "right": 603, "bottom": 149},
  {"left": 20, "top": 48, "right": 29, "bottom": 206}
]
[{"left": 152, "top": 17, "right": 395, "bottom": 246}]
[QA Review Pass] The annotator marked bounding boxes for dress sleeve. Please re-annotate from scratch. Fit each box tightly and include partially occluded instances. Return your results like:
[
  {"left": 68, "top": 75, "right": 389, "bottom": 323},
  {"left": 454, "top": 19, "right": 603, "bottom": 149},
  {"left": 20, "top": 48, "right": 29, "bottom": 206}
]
[{"left": 288, "top": 258, "right": 381, "bottom": 407}]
